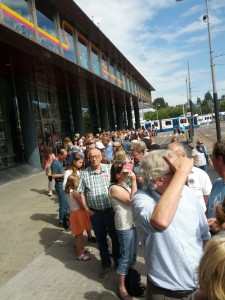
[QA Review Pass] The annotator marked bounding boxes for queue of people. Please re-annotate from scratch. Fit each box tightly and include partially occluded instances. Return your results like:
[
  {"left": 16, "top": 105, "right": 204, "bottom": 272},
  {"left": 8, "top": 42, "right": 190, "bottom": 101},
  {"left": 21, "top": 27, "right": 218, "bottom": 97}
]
[{"left": 41, "top": 129, "right": 225, "bottom": 300}]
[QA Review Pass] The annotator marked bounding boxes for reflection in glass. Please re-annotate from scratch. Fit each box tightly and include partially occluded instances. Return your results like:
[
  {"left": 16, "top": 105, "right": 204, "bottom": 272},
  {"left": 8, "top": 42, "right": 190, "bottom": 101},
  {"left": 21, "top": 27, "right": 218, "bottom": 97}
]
[
  {"left": 91, "top": 50, "right": 100, "bottom": 75},
  {"left": 60, "top": 20, "right": 76, "bottom": 62},
  {"left": 109, "top": 64, "right": 115, "bottom": 84},
  {"left": 122, "top": 73, "right": 126, "bottom": 90},
  {"left": 126, "top": 75, "right": 131, "bottom": 92},
  {"left": 116, "top": 69, "right": 121, "bottom": 88},
  {"left": 1, "top": 0, "right": 34, "bottom": 39},
  {"left": 35, "top": 0, "right": 59, "bottom": 53},
  {"left": 78, "top": 40, "right": 89, "bottom": 70},
  {"left": 101, "top": 55, "right": 109, "bottom": 81}
]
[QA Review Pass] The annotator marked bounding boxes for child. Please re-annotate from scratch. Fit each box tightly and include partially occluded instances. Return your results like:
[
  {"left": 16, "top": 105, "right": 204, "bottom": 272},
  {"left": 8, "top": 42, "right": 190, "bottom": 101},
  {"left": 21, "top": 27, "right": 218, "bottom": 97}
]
[
  {"left": 65, "top": 175, "right": 93, "bottom": 261},
  {"left": 43, "top": 146, "right": 55, "bottom": 196},
  {"left": 63, "top": 154, "right": 97, "bottom": 242}
]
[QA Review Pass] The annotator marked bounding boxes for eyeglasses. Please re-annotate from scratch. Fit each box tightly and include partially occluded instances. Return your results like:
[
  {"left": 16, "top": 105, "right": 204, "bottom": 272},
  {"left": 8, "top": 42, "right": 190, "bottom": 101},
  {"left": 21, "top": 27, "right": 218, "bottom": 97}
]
[
  {"left": 132, "top": 153, "right": 140, "bottom": 157},
  {"left": 197, "top": 142, "right": 203, "bottom": 144},
  {"left": 89, "top": 155, "right": 101, "bottom": 159}
]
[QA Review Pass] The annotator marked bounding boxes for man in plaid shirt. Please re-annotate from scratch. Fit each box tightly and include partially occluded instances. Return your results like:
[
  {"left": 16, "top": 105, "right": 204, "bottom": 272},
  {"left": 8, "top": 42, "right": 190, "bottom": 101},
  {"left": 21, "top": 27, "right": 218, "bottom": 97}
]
[{"left": 78, "top": 148, "right": 120, "bottom": 277}]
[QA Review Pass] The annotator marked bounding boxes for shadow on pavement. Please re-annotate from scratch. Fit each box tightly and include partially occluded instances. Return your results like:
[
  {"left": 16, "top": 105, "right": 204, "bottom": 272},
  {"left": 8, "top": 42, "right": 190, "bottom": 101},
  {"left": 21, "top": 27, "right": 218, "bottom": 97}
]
[
  {"left": 31, "top": 213, "right": 59, "bottom": 227},
  {"left": 35, "top": 225, "right": 145, "bottom": 299}
]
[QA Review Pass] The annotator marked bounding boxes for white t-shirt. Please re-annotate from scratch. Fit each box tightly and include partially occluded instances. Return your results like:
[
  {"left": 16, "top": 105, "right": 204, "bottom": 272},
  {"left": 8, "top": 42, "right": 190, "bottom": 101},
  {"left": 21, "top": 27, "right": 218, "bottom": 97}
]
[
  {"left": 63, "top": 169, "right": 80, "bottom": 190},
  {"left": 188, "top": 167, "right": 212, "bottom": 212},
  {"left": 191, "top": 147, "right": 207, "bottom": 167},
  {"left": 66, "top": 190, "right": 80, "bottom": 211}
]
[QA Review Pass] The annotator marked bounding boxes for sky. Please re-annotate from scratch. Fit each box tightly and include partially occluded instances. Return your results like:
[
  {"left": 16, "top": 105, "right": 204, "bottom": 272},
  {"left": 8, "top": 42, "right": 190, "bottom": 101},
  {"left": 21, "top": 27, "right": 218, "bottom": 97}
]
[{"left": 74, "top": 0, "right": 225, "bottom": 107}]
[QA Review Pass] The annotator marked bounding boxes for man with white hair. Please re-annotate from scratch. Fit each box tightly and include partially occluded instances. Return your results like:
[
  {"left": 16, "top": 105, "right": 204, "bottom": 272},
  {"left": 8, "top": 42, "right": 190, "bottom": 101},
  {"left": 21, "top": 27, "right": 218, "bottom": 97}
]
[
  {"left": 168, "top": 142, "right": 212, "bottom": 212},
  {"left": 131, "top": 149, "right": 210, "bottom": 300}
]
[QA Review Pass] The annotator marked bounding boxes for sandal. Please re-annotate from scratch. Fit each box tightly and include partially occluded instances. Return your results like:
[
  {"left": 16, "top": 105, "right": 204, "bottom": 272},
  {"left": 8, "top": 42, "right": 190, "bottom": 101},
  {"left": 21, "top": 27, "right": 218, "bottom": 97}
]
[
  {"left": 84, "top": 248, "right": 92, "bottom": 254},
  {"left": 77, "top": 254, "right": 91, "bottom": 261},
  {"left": 117, "top": 289, "right": 133, "bottom": 300}
]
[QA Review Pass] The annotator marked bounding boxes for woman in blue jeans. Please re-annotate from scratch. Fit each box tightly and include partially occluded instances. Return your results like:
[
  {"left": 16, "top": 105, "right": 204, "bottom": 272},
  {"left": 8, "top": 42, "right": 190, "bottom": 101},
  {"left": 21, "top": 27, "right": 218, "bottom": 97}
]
[{"left": 109, "top": 162, "right": 138, "bottom": 300}]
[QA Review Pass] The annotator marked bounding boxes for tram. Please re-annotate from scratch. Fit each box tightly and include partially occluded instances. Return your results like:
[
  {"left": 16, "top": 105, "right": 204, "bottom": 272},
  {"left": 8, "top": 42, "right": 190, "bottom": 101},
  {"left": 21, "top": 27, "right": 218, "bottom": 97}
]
[
  {"left": 197, "top": 114, "right": 213, "bottom": 125},
  {"left": 144, "top": 116, "right": 199, "bottom": 132}
]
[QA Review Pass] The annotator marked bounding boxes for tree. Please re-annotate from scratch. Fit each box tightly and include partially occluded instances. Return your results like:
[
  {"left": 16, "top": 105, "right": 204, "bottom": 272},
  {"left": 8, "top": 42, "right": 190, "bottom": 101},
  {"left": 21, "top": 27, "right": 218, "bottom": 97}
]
[{"left": 153, "top": 98, "right": 168, "bottom": 108}]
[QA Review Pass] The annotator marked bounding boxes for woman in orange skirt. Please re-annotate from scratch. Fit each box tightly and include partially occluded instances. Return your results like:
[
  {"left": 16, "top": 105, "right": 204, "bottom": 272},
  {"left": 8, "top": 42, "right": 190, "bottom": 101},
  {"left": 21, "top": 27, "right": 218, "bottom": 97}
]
[{"left": 65, "top": 175, "right": 92, "bottom": 261}]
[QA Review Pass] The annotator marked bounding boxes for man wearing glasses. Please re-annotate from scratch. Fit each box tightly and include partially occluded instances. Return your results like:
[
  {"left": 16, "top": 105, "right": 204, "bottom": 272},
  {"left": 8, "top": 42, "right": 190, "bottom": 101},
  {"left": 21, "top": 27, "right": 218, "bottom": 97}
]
[{"left": 77, "top": 148, "right": 120, "bottom": 277}]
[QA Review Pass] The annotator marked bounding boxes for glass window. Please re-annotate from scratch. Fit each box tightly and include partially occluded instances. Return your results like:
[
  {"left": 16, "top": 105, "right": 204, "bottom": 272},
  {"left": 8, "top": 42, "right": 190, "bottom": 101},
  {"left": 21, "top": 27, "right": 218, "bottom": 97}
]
[
  {"left": 1, "top": 0, "right": 34, "bottom": 39},
  {"left": 35, "top": 0, "right": 59, "bottom": 53},
  {"left": 130, "top": 78, "right": 134, "bottom": 94},
  {"left": 122, "top": 72, "right": 126, "bottom": 90},
  {"left": 60, "top": 19, "right": 76, "bottom": 62},
  {"left": 101, "top": 53, "right": 109, "bottom": 81},
  {"left": 126, "top": 75, "right": 131, "bottom": 92},
  {"left": 78, "top": 34, "right": 89, "bottom": 70},
  {"left": 109, "top": 63, "right": 115, "bottom": 84},
  {"left": 165, "top": 121, "right": 172, "bottom": 126},
  {"left": 116, "top": 68, "right": 121, "bottom": 88},
  {"left": 31, "top": 84, "right": 63, "bottom": 149},
  {"left": 91, "top": 45, "right": 100, "bottom": 75}
]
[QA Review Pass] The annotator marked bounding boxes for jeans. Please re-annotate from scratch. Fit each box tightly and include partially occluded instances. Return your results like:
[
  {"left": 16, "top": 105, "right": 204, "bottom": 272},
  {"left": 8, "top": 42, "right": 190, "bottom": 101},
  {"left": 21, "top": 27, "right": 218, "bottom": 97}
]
[
  {"left": 55, "top": 182, "right": 68, "bottom": 226},
  {"left": 90, "top": 208, "right": 120, "bottom": 268},
  {"left": 117, "top": 227, "right": 138, "bottom": 275}
]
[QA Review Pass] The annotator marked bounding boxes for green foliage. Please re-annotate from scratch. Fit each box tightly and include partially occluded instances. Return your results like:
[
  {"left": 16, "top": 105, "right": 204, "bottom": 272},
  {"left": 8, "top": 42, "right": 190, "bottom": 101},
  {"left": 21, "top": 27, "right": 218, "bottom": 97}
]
[
  {"left": 153, "top": 98, "right": 168, "bottom": 108},
  {"left": 144, "top": 105, "right": 184, "bottom": 120},
  {"left": 219, "top": 100, "right": 225, "bottom": 112}
]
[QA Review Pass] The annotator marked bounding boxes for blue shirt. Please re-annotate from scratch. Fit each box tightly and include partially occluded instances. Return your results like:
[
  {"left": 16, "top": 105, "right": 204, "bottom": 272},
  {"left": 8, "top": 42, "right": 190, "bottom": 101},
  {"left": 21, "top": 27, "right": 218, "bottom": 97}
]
[
  {"left": 104, "top": 144, "right": 113, "bottom": 162},
  {"left": 131, "top": 186, "right": 210, "bottom": 290},
  {"left": 206, "top": 178, "right": 225, "bottom": 218},
  {"left": 51, "top": 160, "right": 64, "bottom": 183}
]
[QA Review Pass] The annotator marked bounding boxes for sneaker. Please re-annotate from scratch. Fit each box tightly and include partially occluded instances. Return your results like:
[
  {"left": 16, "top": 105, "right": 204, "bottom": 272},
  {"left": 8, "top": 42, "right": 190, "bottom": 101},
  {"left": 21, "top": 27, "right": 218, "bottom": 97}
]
[
  {"left": 88, "top": 236, "right": 97, "bottom": 243},
  {"left": 99, "top": 267, "right": 112, "bottom": 278},
  {"left": 47, "top": 191, "right": 53, "bottom": 196}
]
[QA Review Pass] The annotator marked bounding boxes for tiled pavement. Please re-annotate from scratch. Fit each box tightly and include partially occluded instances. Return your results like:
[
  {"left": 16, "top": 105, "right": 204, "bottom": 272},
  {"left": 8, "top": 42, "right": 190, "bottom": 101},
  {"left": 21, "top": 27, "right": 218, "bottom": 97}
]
[{"left": 0, "top": 173, "right": 145, "bottom": 300}]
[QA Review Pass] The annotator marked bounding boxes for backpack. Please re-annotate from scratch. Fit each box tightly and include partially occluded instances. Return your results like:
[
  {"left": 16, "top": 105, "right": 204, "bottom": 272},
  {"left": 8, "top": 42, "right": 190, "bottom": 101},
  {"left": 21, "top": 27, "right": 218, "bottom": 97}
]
[{"left": 125, "top": 268, "right": 145, "bottom": 297}]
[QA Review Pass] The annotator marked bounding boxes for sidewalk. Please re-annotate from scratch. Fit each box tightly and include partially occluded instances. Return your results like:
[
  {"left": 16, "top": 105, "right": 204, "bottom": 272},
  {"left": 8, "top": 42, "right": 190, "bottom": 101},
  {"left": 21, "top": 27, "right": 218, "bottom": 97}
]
[{"left": 0, "top": 173, "right": 145, "bottom": 300}]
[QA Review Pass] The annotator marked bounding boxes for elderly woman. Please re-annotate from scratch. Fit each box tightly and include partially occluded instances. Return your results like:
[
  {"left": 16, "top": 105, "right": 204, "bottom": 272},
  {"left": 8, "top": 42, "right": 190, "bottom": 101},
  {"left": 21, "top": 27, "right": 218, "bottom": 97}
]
[
  {"left": 131, "top": 150, "right": 210, "bottom": 300},
  {"left": 191, "top": 138, "right": 211, "bottom": 172}
]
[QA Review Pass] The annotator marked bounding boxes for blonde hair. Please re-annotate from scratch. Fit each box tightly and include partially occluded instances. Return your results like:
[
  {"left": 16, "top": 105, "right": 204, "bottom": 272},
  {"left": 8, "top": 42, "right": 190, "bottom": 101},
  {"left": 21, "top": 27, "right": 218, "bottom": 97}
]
[
  {"left": 65, "top": 175, "right": 79, "bottom": 194},
  {"left": 113, "top": 150, "right": 126, "bottom": 163},
  {"left": 198, "top": 236, "right": 225, "bottom": 300}
]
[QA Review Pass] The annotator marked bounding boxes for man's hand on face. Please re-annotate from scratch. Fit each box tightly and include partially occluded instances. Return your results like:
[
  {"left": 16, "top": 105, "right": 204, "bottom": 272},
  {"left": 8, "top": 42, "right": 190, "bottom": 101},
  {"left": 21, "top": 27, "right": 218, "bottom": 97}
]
[{"left": 163, "top": 154, "right": 194, "bottom": 175}]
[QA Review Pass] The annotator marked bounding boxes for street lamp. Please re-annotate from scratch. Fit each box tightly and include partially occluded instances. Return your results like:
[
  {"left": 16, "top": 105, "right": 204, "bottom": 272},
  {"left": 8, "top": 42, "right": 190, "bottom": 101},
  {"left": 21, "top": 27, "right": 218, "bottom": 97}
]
[
  {"left": 176, "top": 0, "right": 221, "bottom": 142},
  {"left": 175, "top": 76, "right": 189, "bottom": 116},
  {"left": 156, "top": 104, "right": 160, "bottom": 120}
]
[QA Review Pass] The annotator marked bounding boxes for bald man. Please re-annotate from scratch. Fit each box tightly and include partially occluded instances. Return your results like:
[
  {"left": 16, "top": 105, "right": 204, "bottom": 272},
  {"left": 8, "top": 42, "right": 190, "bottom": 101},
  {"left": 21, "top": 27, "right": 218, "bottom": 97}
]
[{"left": 168, "top": 142, "right": 212, "bottom": 212}]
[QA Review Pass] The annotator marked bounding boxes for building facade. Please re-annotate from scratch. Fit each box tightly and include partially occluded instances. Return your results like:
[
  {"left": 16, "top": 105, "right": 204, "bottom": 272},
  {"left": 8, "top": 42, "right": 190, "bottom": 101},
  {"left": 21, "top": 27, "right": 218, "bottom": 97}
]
[{"left": 0, "top": 0, "right": 154, "bottom": 171}]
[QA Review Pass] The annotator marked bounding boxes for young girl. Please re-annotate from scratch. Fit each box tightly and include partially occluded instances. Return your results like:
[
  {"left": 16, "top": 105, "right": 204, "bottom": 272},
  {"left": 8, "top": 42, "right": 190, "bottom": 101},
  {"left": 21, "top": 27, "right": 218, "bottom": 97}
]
[
  {"left": 63, "top": 154, "right": 97, "bottom": 243},
  {"left": 43, "top": 146, "right": 55, "bottom": 196},
  {"left": 65, "top": 175, "right": 93, "bottom": 261}
]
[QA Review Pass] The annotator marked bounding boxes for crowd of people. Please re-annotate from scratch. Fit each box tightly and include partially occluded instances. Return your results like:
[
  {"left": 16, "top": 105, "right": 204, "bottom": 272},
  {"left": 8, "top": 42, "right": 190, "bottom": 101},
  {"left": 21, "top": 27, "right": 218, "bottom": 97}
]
[{"left": 42, "top": 128, "right": 225, "bottom": 300}]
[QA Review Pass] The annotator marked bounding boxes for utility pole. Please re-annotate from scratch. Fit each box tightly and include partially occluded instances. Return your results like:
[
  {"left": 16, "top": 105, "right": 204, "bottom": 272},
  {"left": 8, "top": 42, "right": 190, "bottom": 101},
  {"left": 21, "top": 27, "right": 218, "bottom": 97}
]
[{"left": 188, "top": 61, "right": 194, "bottom": 142}]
